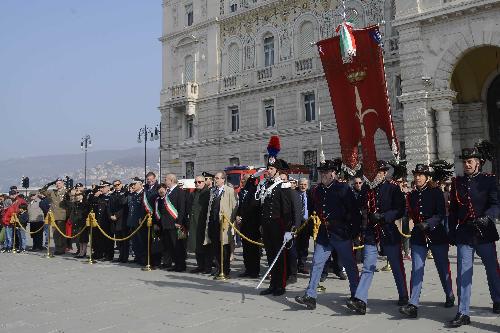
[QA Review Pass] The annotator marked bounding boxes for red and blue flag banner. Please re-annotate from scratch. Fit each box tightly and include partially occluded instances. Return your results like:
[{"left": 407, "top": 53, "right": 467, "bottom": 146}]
[{"left": 317, "top": 25, "right": 400, "bottom": 182}]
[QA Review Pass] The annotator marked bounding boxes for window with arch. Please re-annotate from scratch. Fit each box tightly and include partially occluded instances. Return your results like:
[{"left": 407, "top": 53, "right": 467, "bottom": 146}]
[
  {"left": 345, "top": 8, "right": 362, "bottom": 27},
  {"left": 298, "top": 21, "right": 314, "bottom": 58},
  {"left": 263, "top": 35, "right": 275, "bottom": 67},
  {"left": 228, "top": 43, "right": 240, "bottom": 75},
  {"left": 184, "top": 55, "right": 194, "bottom": 82},
  {"left": 186, "top": 161, "right": 194, "bottom": 179}
]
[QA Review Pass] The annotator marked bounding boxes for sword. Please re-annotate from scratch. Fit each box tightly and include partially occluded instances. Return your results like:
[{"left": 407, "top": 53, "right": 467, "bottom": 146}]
[{"left": 256, "top": 232, "right": 293, "bottom": 289}]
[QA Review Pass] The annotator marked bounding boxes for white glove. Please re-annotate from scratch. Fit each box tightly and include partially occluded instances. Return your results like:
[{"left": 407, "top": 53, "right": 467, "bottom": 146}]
[{"left": 284, "top": 232, "right": 293, "bottom": 242}]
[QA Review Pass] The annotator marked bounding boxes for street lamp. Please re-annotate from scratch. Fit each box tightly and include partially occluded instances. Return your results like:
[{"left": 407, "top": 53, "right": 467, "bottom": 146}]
[
  {"left": 137, "top": 125, "right": 160, "bottom": 180},
  {"left": 80, "top": 135, "right": 92, "bottom": 188}
]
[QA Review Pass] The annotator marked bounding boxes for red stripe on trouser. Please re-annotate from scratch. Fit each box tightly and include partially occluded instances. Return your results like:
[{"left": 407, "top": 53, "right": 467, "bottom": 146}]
[{"left": 278, "top": 218, "right": 287, "bottom": 288}]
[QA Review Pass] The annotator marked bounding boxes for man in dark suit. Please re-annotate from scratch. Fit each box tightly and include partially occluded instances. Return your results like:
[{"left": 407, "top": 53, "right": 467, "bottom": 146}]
[
  {"left": 296, "top": 178, "right": 312, "bottom": 274},
  {"left": 157, "top": 174, "right": 186, "bottom": 272}
]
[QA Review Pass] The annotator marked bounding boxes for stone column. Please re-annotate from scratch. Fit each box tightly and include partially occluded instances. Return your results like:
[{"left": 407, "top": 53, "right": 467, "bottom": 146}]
[{"left": 430, "top": 90, "right": 456, "bottom": 164}]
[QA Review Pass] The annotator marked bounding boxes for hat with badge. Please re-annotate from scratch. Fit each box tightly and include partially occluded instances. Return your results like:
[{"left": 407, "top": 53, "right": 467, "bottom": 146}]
[
  {"left": 459, "top": 139, "right": 495, "bottom": 163},
  {"left": 376, "top": 160, "right": 390, "bottom": 171},
  {"left": 131, "top": 177, "right": 144, "bottom": 184},
  {"left": 411, "top": 163, "right": 432, "bottom": 176},
  {"left": 202, "top": 171, "right": 215, "bottom": 179},
  {"left": 99, "top": 180, "right": 112, "bottom": 187},
  {"left": 75, "top": 183, "right": 84, "bottom": 188},
  {"left": 317, "top": 159, "right": 342, "bottom": 173},
  {"left": 266, "top": 136, "right": 288, "bottom": 170}
]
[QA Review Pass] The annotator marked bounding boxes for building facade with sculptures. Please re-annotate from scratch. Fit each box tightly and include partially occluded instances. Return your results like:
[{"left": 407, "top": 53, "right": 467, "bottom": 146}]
[{"left": 159, "top": 0, "right": 500, "bottom": 181}]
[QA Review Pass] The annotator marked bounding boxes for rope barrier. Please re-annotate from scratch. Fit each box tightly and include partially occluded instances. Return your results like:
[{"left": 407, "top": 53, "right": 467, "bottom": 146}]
[
  {"left": 13, "top": 215, "right": 47, "bottom": 235},
  {"left": 51, "top": 220, "right": 88, "bottom": 239},
  {"left": 93, "top": 214, "right": 149, "bottom": 242},
  {"left": 224, "top": 215, "right": 264, "bottom": 247}
]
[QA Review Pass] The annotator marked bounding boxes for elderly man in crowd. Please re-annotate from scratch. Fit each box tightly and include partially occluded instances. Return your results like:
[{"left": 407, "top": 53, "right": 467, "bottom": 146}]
[{"left": 39, "top": 178, "right": 68, "bottom": 255}]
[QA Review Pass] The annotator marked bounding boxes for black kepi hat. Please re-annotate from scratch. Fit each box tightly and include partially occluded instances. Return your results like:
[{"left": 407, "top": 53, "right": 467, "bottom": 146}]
[{"left": 412, "top": 163, "right": 432, "bottom": 176}]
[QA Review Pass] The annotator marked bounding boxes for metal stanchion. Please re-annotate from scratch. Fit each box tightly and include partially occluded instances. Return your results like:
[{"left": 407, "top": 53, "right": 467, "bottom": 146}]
[
  {"left": 11, "top": 217, "right": 17, "bottom": 253},
  {"left": 84, "top": 211, "right": 96, "bottom": 264},
  {"left": 214, "top": 217, "right": 227, "bottom": 281},
  {"left": 43, "top": 217, "right": 54, "bottom": 258},
  {"left": 142, "top": 214, "right": 152, "bottom": 271}
]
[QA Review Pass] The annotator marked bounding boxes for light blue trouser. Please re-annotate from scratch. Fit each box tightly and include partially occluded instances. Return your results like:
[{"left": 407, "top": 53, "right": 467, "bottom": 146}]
[
  {"left": 305, "top": 234, "right": 359, "bottom": 299},
  {"left": 3, "top": 226, "right": 13, "bottom": 248},
  {"left": 409, "top": 244, "right": 454, "bottom": 306},
  {"left": 355, "top": 244, "right": 408, "bottom": 304},
  {"left": 456, "top": 243, "right": 500, "bottom": 315}
]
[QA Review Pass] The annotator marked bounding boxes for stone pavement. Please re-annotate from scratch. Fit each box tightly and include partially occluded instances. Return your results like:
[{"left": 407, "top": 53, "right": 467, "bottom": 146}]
[{"left": 0, "top": 239, "right": 498, "bottom": 333}]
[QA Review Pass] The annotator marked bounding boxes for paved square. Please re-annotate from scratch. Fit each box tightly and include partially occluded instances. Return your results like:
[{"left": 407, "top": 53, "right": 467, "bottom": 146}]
[{"left": 0, "top": 236, "right": 498, "bottom": 333}]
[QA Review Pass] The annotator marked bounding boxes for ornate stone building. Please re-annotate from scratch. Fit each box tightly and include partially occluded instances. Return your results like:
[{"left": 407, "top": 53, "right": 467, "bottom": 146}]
[{"left": 159, "top": 0, "right": 500, "bottom": 181}]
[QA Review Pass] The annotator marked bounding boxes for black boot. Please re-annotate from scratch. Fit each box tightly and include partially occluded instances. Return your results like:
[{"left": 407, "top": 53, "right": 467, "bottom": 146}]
[
  {"left": 397, "top": 296, "right": 409, "bottom": 306},
  {"left": 399, "top": 304, "right": 418, "bottom": 318},
  {"left": 273, "top": 287, "right": 286, "bottom": 296},
  {"left": 448, "top": 313, "right": 470, "bottom": 327},
  {"left": 259, "top": 287, "right": 274, "bottom": 296},
  {"left": 346, "top": 297, "right": 366, "bottom": 315},
  {"left": 295, "top": 295, "right": 316, "bottom": 310},
  {"left": 493, "top": 302, "right": 500, "bottom": 314},
  {"left": 444, "top": 295, "right": 455, "bottom": 308}
]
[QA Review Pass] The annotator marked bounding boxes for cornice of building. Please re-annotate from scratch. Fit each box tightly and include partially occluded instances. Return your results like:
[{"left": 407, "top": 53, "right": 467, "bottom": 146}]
[
  {"left": 166, "top": 122, "right": 338, "bottom": 150},
  {"left": 159, "top": 17, "right": 219, "bottom": 43},
  {"left": 393, "top": 0, "right": 499, "bottom": 27}
]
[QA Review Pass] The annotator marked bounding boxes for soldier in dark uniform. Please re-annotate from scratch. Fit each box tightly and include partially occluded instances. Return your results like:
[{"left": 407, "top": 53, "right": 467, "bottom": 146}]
[
  {"left": 257, "top": 157, "right": 293, "bottom": 296},
  {"left": 236, "top": 173, "right": 261, "bottom": 278},
  {"left": 295, "top": 159, "right": 361, "bottom": 310},
  {"left": 109, "top": 180, "right": 129, "bottom": 263},
  {"left": 127, "top": 177, "right": 148, "bottom": 266},
  {"left": 62, "top": 183, "right": 89, "bottom": 258},
  {"left": 400, "top": 163, "right": 455, "bottom": 318},
  {"left": 90, "top": 181, "right": 114, "bottom": 261},
  {"left": 447, "top": 143, "right": 500, "bottom": 327},
  {"left": 346, "top": 161, "right": 407, "bottom": 315}
]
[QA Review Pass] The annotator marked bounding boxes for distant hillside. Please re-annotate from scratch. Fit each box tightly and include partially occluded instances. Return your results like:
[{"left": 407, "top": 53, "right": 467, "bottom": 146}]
[{"left": 0, "top": 147, "right": 160, "bottom": 192}]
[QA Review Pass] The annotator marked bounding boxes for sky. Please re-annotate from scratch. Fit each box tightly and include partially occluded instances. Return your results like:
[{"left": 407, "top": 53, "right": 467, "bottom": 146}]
[{"left": 0, "top": 0, "right": 162, "bottom": 160}]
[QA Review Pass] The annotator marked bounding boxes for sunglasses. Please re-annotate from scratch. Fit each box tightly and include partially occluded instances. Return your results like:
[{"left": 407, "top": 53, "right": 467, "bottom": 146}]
[
  {"left": 195, "top": 180, "right": 204, "bottom": 184},
  {"left": 113, "top": 184, "right": 121, "bottom": 187},
  {"left": 355, "top": 182, "right": 363, "bottom": 184}
]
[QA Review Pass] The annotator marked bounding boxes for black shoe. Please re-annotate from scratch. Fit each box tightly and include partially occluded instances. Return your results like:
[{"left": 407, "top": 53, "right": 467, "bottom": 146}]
[
  {"left": 28, "top": 247, "right": 38, "bottom": 252},
  {"left": 273, "top": 288, "right": 285, "bottom": 296},
  {"left": 298, "top": 268, "right": 310, "bottom": 274},
  {"left": 399, "top": 304, "right": 418, "bottom": 318},
  {"left": 53, "top": 251, "right": 65, "bottom": 255},
  {"left": 336, "top": 271, "right": 348, "bottom": 280},
  {"left": 190, "top": 267, "right": 204, "bottom": 274},
  {"left": 287, "top": 276, "right": 298, "bottom": 284},
  {"left": 166, "top": 266, "right": 177, "bottom": 272},
  {"left": 248, "top": 273, "right": 259, "bottom": 279},
  {"left": 448, "top": 313, "right": 470, "bottom": 327},
  {"left": 238, "top": 271, "right": 250, "bottom": 278},
  {"left": 203, "top": 269, "right": 212, "bottom": 274},
  {"left": 295, "top": 295, "right": 316, "bottom": 310},
  {"left": 320, "top": 274, "right": 327, "bottom": 282},
  {"left": 493, "top": 302, "right": 500, "bottom": 314},
  {"left": 346, "top": 297, "right": 366, "bottom": 315},
  {"left": 397, "top": 296, "right": 409, "bottom": 306},
  {"left": 259, "top": 287, "right": 275, "bottom": 296},
  {"left": 444, "top": 295, "right": 455, "bottom": 308},
  {"left": 174, "top": 266, "right": 186, "bottom": 272}
]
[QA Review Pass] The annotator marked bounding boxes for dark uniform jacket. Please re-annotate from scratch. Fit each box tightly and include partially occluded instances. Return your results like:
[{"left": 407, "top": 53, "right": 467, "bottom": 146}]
[
  {"left": 449, "top": 173, "right": 500, "bottom": 245},
  {"left": 127, "top": 190, "right": 146, "bottom": 228},
  {"left": 363, "top": 180, "right": 405, "bottom": 246},
  {"left": 237, "top": 179, "right": 260, "bottom": 230},
  {"left": 259, "top": 180, "right": 293, "bottom": 229},
  {"left": 187, "top": 187, "right": 210, "bottom": 252},
  {"left": 407, "top": 185, "right": 447, "bottom": 246},
  {"left": 109, "top": 189, "right": 128, "bottom": 232},
  {"left": 90, "top": 193, "right": 112, "bottom": 228},
  {"left": 311, "top": 180, "right": 361, "bottom": 246}
]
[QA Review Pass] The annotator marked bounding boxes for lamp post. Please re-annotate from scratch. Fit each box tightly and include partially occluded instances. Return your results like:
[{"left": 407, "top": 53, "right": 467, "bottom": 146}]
[
  {"left": 138, "top": 125, "right": 160, "bottom": 180},
  {"left": 80, "top": 135, "right": 92, "bottom": 188}
]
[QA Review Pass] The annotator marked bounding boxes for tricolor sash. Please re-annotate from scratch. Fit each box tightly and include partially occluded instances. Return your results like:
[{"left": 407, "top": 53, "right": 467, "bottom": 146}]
[{"left": 142, "top": 191, "right": 153, "bottom": 215}]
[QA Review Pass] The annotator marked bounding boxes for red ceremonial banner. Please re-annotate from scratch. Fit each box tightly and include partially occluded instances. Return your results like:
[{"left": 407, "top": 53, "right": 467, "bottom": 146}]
[{"left": 317, "top": 25, "right": 399, "bottom": 181}]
